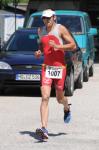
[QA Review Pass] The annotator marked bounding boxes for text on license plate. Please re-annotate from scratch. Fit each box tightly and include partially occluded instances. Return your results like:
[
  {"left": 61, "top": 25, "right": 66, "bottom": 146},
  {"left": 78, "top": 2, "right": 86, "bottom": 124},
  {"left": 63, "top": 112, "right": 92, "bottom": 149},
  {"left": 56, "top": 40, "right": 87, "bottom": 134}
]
[{"left": 16, "top": 74, "right": 40, "bottom": 81}]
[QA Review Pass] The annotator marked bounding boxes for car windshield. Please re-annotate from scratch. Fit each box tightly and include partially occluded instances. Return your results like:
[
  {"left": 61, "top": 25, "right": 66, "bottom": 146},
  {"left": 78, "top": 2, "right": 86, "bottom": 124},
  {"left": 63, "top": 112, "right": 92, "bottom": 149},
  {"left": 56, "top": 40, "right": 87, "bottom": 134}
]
[
  {"left": 5, "top": 30, "right": 39, "bottom": 51},
  {"left": 27, "top": 15, "right": 83, "bottom": 34}
]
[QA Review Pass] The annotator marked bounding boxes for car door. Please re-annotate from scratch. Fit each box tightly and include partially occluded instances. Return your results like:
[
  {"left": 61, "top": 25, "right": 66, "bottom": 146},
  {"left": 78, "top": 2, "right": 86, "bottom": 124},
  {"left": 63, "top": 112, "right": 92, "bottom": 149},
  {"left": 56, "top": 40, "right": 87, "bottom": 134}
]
[
  {"left": 84, "top": 15, "right": 95, "bottom": 65},
  {"left": 73, "top": 47, "right": 82, "bottom": 81}
]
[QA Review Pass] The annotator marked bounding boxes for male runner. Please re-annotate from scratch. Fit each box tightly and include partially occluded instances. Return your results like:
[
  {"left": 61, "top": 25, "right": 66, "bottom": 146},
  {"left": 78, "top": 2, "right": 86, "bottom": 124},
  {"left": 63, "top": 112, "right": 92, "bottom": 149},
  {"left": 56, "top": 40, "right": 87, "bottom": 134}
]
[{"left": 35, "top": 9, "right": 77, "bottom": 140}]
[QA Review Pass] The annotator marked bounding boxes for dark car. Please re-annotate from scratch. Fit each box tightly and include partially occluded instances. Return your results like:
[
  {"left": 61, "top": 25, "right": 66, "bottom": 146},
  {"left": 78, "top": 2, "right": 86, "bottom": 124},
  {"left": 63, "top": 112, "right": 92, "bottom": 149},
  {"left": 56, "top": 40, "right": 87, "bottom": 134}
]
[{"left": 0, "top": 28, "right": 83, "bottom": 96}]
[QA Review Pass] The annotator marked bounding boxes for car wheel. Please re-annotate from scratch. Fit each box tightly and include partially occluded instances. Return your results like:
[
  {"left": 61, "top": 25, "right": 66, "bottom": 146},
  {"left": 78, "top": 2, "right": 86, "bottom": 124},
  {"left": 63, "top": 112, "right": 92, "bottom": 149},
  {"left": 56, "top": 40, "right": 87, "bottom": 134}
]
[
  {"left": 75, "top": 68, "right": 83, "bottom": 89},
  {"left": 89, "top": 64, "right": 94, "bottom": 77},
  {"left": 83, "top": 66, "right": 89, "bottom": 82},
  {"left": 65, "top": 68, "right": 74, "bottom": 96}
]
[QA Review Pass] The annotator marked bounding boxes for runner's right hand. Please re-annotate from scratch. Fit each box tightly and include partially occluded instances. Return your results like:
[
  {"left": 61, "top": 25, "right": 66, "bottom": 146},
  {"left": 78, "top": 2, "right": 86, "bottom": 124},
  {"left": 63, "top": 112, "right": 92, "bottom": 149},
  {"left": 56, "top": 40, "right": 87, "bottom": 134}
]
[{"left": 34, "top": 50, "right": 42, "bottom": 58}]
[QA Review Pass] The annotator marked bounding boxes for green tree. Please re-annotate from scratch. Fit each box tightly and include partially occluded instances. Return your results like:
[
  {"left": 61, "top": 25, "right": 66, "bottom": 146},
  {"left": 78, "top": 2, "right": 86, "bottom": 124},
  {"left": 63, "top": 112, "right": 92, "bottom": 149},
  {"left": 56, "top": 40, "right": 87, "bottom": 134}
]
[{"left": 0, "top": 0, "right": 28, "bottom": 9}]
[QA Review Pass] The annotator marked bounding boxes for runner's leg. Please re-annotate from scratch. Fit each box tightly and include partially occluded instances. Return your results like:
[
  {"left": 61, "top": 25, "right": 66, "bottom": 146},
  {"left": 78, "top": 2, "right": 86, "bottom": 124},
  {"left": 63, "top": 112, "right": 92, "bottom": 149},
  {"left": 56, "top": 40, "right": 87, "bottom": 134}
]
[
  {"left": 40, "top": 85, "right": 51, "bottom": 128},
  {"left": 55, "top": 67, "right": 69, "bottom": 110},
  {"left": 56, "top": 90, "right": 69, "bottom": 111}
]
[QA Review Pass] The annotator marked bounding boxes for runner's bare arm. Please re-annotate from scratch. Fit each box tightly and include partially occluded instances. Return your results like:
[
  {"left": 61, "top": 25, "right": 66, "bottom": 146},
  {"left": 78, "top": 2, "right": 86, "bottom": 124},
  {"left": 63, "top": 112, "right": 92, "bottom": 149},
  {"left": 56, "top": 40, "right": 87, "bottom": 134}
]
[
  {"left": 34, "top": 28, "right": 43, "bottom": 58},
  {"left": 49, "top": 25, "right": 77, "bottom": 51}
]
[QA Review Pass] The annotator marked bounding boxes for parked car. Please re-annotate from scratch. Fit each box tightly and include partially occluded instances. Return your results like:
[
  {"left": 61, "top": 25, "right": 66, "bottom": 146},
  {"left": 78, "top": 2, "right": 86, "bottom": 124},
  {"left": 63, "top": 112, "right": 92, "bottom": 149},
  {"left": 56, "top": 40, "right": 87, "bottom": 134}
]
[
  {"left": 0, "top": 28, "right": 83, "bottom": 96},
  {"left": 94, "top": 27, "right": 99, "bottom": 52},
  {"left": 26, "top": 10, "right": 97, "bottom": 82}
]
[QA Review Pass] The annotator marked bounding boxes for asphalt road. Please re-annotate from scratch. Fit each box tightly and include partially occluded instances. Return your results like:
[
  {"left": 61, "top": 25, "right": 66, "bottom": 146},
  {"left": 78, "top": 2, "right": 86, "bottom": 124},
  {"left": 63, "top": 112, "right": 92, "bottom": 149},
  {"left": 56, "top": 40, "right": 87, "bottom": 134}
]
[{"left": 0, "top": 63, "right": 99, "bottom": 150}]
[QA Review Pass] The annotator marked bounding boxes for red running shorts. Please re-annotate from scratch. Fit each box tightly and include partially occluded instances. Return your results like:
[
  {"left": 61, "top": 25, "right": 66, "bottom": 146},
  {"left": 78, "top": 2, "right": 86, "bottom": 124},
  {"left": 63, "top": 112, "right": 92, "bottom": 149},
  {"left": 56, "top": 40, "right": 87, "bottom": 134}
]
[{"left": 41, "top": 65, "right": 66, "bottom": 91}]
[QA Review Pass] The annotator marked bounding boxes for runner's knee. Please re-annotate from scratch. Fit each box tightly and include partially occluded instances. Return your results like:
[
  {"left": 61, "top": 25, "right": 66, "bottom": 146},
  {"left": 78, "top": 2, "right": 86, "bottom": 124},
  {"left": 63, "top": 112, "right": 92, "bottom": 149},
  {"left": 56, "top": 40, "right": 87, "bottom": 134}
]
[
  {"left": 42, "top": 95, "right": 50, "bottom": 102},
  {"left": 57, "top": 97, "right": 64, "bottom": 104}
]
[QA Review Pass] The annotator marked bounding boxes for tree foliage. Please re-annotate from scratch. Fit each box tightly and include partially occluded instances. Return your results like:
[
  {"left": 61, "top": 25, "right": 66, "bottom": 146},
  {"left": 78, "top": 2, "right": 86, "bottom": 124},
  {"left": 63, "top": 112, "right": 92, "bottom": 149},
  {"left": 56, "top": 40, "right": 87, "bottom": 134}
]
[
  {"left": 0, "top": 0, "right": 29, "bottom": 9},
  {"left": 1, "top": 0, "right": 28, "bottom": 3}
]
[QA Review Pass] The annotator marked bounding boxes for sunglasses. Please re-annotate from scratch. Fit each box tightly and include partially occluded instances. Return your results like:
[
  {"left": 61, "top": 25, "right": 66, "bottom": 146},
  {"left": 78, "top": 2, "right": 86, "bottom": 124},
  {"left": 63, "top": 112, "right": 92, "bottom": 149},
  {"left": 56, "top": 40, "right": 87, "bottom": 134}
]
[{"left": 42, "top": 17, "right": 52, "bottom": 20}]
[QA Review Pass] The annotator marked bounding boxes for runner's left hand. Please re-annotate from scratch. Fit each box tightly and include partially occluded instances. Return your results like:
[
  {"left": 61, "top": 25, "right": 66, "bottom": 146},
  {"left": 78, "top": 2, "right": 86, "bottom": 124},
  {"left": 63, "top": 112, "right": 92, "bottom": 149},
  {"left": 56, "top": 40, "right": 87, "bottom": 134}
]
[{"left": 49, "top": 40, "right": 58, "bottom": 50}]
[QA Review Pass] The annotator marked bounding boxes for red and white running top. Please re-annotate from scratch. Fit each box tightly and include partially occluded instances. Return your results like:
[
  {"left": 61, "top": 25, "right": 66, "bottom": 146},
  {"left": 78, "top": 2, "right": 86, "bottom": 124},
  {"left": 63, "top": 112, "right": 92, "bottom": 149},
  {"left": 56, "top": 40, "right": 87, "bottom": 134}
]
[{"left": 39, "top": 24, "right": 66, "bottom": 67}]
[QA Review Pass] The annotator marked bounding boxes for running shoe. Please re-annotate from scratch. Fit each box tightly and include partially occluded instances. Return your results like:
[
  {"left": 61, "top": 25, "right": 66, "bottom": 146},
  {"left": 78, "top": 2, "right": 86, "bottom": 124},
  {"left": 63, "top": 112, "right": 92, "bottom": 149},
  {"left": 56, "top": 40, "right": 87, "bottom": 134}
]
[
  {"left": 64, "top": 104, "right": 71, "bottom": 123},
  {"left": 36, "top": 127, "right": 49, "bottom": 139}
]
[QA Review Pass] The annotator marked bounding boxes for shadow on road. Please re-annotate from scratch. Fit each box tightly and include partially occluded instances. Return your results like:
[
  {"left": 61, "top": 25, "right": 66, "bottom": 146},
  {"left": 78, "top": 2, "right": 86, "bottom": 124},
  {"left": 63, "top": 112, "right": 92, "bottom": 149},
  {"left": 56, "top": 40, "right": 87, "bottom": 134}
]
[
  {"left": 20, "top": 130, "right": 67, "bottom": 142},
  {"left": 95, "top": 51, "right": 99, "bottom": 63},
  {"left": 0, "top": 87, "right": 41, "bottom": 97},
  {"left": 0, "top": 87, "right": 56, "bottom": 97}
]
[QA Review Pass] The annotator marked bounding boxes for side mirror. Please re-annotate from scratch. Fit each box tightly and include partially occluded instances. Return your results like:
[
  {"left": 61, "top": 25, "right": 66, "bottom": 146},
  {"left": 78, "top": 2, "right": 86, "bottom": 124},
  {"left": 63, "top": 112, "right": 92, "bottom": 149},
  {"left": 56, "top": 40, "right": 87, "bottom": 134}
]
[
  {"left": 0, "top": 41, "right": 6, "bottom": 52},
  {"left": 89, "top": 28, "right": 98, "bottom": 36}
]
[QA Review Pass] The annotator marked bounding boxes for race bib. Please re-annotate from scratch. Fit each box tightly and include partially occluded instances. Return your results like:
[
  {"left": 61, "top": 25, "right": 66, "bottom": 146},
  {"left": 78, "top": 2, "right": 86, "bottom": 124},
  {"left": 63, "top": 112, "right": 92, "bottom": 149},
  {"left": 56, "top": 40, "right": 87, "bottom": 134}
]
[{"left": 45, "top": 66, "right": 63, "bottom": 79}]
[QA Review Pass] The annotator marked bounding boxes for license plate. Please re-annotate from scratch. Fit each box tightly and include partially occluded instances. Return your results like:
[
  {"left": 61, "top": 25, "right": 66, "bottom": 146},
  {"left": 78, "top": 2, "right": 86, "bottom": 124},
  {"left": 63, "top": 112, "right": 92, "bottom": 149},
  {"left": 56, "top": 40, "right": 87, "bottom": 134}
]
[{"left": 16, "top": 74, "right": 40, "bottom": 81}]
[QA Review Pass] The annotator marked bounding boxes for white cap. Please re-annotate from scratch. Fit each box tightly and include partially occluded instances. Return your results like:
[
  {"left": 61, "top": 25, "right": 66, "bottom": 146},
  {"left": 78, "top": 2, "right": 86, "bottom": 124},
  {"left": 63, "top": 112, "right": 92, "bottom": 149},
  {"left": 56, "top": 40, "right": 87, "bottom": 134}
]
[{"left": 41, "top": 9, "right": 55, "bottom": 18}]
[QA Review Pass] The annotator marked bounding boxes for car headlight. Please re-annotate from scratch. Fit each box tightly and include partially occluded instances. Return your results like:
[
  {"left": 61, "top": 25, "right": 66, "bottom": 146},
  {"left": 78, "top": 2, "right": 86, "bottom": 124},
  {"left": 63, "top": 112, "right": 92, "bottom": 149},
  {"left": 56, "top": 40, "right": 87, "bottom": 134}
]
[{"left": 0, "top": 61, "right": 12, "bottom": 70}]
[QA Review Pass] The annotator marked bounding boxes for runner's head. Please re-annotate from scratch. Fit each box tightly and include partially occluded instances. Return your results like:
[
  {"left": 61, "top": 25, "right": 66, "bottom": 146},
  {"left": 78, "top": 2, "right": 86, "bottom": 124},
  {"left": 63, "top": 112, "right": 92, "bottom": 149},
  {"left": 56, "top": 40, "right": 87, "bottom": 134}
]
[{"left": 41, "top": 9, "right": 56, "bottom": 27}]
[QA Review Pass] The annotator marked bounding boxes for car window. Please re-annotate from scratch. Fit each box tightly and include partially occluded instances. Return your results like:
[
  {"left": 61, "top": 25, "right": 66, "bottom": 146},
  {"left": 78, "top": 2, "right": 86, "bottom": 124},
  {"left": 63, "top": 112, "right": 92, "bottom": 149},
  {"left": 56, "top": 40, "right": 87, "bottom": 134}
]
[
  {"left": 27, "top": 16, "right": 44, "bottom": 28},
  {"left": 6, "top": 31, "right": 39, "bottom": 51},
  {"left": 57, "top": 15, "right": 83, "bottom": 34},
  {"left": 27, "top": 15, "right": 83, "bottom": 34}
]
